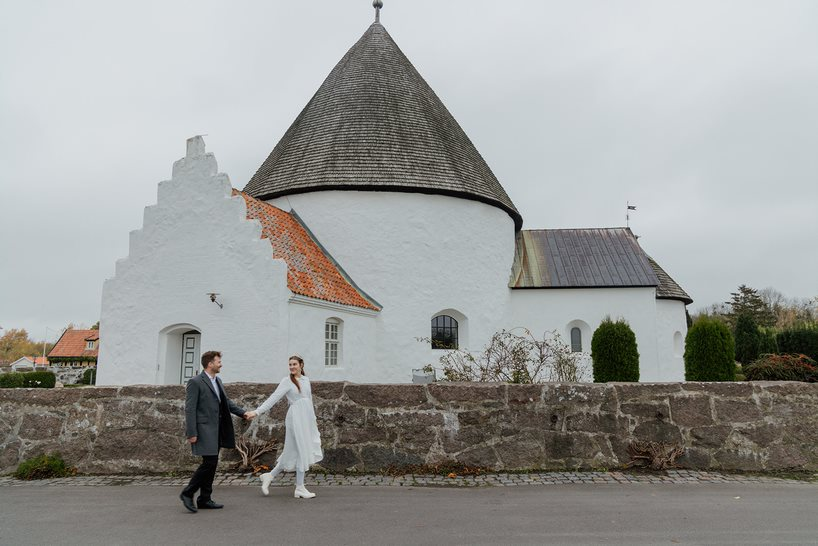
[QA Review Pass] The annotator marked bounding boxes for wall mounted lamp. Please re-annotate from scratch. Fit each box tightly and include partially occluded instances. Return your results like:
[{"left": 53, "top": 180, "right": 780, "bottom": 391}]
[{"left": 207, "top": 293, "right": 223, "bottom": 309}]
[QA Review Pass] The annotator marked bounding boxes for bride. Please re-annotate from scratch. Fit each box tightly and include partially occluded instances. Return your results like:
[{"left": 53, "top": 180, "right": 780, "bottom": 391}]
[{"left": 246, "top": 355, "right": 323, "bottom": 499}]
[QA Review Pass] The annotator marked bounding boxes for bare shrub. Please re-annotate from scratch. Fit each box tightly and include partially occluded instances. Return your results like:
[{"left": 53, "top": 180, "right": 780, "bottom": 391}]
[{"left": 422, "top": 328, "right": 591, "bottom": 383}]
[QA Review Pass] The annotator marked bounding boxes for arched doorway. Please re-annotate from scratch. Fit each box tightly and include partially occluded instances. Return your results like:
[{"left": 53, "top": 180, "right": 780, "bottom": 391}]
[{"left": 157, "top": 324, "right": 201, "bottom": 385}]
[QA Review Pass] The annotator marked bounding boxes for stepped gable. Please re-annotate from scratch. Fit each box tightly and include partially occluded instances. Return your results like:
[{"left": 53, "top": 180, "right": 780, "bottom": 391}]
[
  {"left": 235, "top": 190, "right": 380, "bottom": 311},
  {"left": 243, "top": 22, "right": 522, "bottom": 230},
  {"left": 646, "top": 255, "right": 693, "bottom": 304},
  {"left": 510, "top": 228, "right": 661, "bottom": 289}
]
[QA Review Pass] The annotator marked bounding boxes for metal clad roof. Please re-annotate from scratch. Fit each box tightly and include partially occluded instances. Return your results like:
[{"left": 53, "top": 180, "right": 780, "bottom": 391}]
[
  {"left": 510, "top": 228, "right": 662, "bottom": 289},
  {"left": 243, "top": 22, "right": 522, "bottom": 230}
]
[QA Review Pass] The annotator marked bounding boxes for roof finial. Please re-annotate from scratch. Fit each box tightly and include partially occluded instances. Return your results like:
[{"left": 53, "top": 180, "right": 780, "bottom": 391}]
[{"left": 373, "top": 0, "right": 383, "bottom": 23}]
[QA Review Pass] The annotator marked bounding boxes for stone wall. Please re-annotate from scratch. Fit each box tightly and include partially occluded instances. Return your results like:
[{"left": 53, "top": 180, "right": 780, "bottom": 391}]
[{"left": 1, "top": 382, "right": 816, "bottom": 474}]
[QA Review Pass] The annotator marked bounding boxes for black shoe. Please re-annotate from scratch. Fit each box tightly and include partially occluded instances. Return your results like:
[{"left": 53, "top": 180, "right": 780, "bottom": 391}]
[
  {"left": 197, "top": 499, "right": 224, "bottom": 509},
  {"left": 180, "top": 493, "right": 197, "bottom": 513}
]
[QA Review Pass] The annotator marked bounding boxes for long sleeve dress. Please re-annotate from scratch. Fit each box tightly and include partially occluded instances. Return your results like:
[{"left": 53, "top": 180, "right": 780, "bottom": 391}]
[{"left": 255, "top": 376, "right": 323, "bottom": 472}]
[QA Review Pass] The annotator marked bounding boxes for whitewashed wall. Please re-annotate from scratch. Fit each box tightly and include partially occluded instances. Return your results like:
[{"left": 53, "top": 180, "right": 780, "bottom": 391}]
[
  {"left": 655, "top": 299, "right": 688, "bottom": 382},
  {"left": 284, "top": 297, "right": 378, "bottom": 383},
  {"left": 98, "top": 138, "right": 290, "bottom": 386},
  {"left": 509, "top": 287, "right": 684, "bottom": 382},
  {"left": 269, "top": 191, "right": 517, "bottom": 383}
]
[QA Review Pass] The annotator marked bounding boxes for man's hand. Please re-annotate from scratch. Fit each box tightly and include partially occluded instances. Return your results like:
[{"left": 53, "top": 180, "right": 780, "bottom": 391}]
[
  {"left": 187, "top": 436, "right": 197, "bottom": 444},
  {"left": 244, "top": 411, "right": 257, "bottom": 420}
]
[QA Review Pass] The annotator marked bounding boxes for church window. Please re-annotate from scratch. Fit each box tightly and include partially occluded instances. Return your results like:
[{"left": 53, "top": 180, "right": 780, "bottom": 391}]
[
  {"left": 570, "top": 327, "right": 582, "bottom": 352},
  {"left": 325, "top": 319, "right": 341, "bottom": 366},
  {"left": 431, "top": 315, "right": 458, "bottom": 350}
]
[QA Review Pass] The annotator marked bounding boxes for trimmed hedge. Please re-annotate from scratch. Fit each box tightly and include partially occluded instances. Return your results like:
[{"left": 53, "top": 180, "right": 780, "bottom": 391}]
[
  {"left": 0, "top": 373, "right": 25, "bottom": 388},
  {"left": 14, "top": 453, "right": 74, "bottom": 480},
  {"left": 776, "top": 326, "right": 818, "bottom": 361},
  {"left": 685, "top": 317, "right": 736, "bottom": 381},
  {"left": 591, "top": 318, "right": 639, "bottom": 382},
  {"left": 743, "top": 353, "right": 817, "bottom": 382},
  {"left": 0, "top": 371, "right": 56, "bottom": 389}
]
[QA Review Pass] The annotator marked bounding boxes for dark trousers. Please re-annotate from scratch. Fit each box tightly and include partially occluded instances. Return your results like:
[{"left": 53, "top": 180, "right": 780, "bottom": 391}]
[{"left": 182, "top": 454, "right": 219, "bottom": 501}]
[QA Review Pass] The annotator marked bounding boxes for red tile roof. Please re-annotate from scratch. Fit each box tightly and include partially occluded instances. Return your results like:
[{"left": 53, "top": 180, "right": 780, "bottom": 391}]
[
  {"left": 18, "top": 356, "right": 49, "bottom": 366},
  {"left": 235, "top": 190, "right": 380, "bottom": 311},
  {"left": 48, "top": 329, "right": 99, "bottom": 358}
]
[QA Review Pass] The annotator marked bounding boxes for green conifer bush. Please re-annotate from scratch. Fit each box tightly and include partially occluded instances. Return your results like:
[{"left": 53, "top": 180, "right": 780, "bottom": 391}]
[
  {"left": 684, "top": 317, "right": 736, "bottom": 381},
  {"left": 591, "top": 318, "right": 639, "bottom": 382}
]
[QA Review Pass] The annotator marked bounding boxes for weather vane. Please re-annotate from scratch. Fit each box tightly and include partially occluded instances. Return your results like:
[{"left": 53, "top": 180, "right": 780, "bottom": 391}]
[
  {"left": 374, "top": 0, "right": 383, "bottom": 23},
  {"left": 626, "top": 201, "right": 637, "bottom": 228}
]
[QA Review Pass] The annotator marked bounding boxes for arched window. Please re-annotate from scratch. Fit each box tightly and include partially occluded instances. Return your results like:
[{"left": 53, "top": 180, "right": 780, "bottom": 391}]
[
  {"left": 431, "top": 315, "right": 458, "bottom": 350},
  {"left": 570, "top": 327, "right": 582, "bottom": 352},
  {"left": 325, "top": 318, "right": 342, "bottom": 366}
]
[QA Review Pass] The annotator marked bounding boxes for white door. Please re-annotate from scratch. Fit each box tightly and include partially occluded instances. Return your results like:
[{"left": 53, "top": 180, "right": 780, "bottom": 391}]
[{"left": 180, "top": 332, "right": 201, "bottom": 384}]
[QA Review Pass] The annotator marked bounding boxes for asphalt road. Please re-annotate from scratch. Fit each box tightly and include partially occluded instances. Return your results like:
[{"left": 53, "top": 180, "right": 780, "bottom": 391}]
[{"left": 1, "top": 482, "right": 817, "bottom": 545}]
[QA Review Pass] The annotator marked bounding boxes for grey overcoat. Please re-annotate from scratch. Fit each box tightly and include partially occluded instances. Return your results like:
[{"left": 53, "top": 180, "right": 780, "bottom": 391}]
[{"left": 184, "top": 371, "right": 246, "bottom": 457}]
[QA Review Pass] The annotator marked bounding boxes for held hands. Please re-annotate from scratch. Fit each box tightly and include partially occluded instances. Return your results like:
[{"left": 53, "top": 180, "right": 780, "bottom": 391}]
[{"left": 244, "top": 411, "right": 258, "bottom": 421}]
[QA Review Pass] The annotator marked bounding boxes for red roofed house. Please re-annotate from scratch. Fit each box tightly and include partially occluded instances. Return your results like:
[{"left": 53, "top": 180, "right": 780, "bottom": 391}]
[
  {"left": 98, "top": 9, "right": 690, "bottom": 386},
  {"left": 9, "top": 356, "right": 49, "bottom": 372},
  {"left": 48, "top": 329, "right": 99, "bottom": 367}
]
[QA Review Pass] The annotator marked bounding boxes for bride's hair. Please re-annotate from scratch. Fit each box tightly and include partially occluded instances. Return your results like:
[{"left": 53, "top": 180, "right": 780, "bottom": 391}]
[{"left": 289, "top": 355, "right": 305, "bottom": 392}]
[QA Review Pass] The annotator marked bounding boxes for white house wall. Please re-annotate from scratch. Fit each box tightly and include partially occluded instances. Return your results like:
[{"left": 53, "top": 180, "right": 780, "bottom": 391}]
[
  {"left": 509, "top": 287, "right": 681, "bottom": 382},
  {"left": 98, "top": 138, "right": 290, "bottom": 386},
  {"left": 270, "top": 191, "right": 517, "bottom": 383}
]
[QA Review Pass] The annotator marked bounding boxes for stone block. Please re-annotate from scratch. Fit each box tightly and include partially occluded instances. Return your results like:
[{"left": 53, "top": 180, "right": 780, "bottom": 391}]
[
  {"left": 543, "top": 431, "right": 596, "bottom": 461},
  {"left": 118, "top": 385, "right": 184, "bottom": 400},
  {"left": 321, "top": 447, "right": 360, "bottom": 471},
  {"left": 495, "top": 438, "right": 543, "bottom": 469},
  {"left": 632, "top": 421, "right": 683, "bottom": 444},
  {"left": 676, "top": 447, "right": 711, "bottom": 469},
  {"left": 767, "top": 444, "right": 813, "bottom": 470},
  {"left": 360, "top": 446, "right": 422, "bottom": 471},
  {"left": 733, "top": 423, "right": 781, "bottom": 447},
  {"left": 614, "top": 383, "right": 682, "bottom": 401},
  {"left": 690, "top": 425, "right": 732, "bottom": 448},
  {"left": 311, "top": 381, "right": 345, "bottom": 401},
  {"left": 19, "top": 413, "right": 64, "bottom": 441},
  {"left": 344, "top": 384, "right": 428, "bottom": 408},
  {"left": 507, "top": 384, "right": 544, "bottom": 405},
  {"left": 620, "top": 401, "right": 671, "bottom": 421},
  {"left": 456, "top": 445, "right": 498, "bottom": 468},
  {"left": 668, "top": 395, "right": 713, "bottom": 427},
  {"left": 714, "top": 398, "right": 763, "bottom": 423},
  {"left": 713, "top": 449, "right": 764, "bottom": 471},
  {"left": 428, "top": 383, "right": 506, "bottom": 406}
]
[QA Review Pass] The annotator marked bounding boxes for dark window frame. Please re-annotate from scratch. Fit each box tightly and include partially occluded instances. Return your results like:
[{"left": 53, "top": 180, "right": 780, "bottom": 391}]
[
  {"left": 431, "top": 315, "right": 459, "bottom": 350},
  {"left": 570, "top": 327, "right": 582, "bottom": 352}
]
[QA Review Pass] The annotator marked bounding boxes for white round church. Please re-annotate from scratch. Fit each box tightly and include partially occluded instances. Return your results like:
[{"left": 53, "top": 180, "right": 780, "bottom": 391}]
[{"left": 97, "top": 13, "right": 691, "bottom": 386}]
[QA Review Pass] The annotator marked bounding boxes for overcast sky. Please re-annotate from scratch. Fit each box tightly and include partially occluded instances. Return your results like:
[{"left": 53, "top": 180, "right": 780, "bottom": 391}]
[{"left": 1, "top": 0, "right": 816, "bottom": 343}]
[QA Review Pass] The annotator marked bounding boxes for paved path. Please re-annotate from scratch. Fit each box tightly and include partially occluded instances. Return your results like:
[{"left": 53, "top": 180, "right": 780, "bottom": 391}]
[
  {"left": 0, "top": 469, "right": 812, "bottom": 488},
  {"left": 1, "top": 471, "right": 817, "bottom": 545}
]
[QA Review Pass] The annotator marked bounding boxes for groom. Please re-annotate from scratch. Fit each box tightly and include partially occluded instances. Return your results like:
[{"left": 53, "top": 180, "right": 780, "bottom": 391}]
[{"left": 180, "top": 350, "right": 249, "bottom": 513}]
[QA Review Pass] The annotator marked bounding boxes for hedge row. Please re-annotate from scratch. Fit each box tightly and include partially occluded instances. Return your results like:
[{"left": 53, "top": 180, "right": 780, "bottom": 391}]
[{"left": 0, "top": 371, "right": 56, "bottom": 388}]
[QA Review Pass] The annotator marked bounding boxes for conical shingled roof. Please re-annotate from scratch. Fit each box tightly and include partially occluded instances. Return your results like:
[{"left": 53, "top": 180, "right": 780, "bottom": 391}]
[{"left": 243, "top": 22, "right": 522, "bottom": 230}]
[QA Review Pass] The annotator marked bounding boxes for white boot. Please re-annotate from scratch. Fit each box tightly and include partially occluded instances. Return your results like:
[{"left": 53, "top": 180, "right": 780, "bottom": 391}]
[
  {"left": 294, "top": 486, "right": 316, "bottom": 499},
  {"left": 260, "top": 472, "right": 273, "bottom": 496}
]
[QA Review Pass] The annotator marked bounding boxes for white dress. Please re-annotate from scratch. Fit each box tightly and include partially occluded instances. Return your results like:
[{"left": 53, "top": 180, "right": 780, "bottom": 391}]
[{"left": 255, "top": 376, "right": 323, "bottom": 472}]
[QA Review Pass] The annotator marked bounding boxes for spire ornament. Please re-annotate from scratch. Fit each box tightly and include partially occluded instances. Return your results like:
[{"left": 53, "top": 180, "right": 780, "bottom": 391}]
[{"left": 374, "top": 0, "right": 383, "bottom": 23}]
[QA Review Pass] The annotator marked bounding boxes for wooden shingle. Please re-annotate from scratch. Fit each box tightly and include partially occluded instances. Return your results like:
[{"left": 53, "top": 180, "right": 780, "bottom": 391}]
[{"left": 243, "top": 22, "right": 522, "bottom": 230}]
